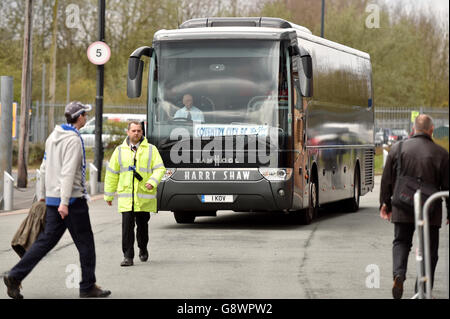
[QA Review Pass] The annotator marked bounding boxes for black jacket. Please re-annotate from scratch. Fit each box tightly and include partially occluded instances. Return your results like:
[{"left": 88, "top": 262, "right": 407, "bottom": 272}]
[
  {"left": 11, "top": 201, "right": 47, "bottom": 258},
  {"left": 380, "top": 133, "right": 449, "bottom": 226}
]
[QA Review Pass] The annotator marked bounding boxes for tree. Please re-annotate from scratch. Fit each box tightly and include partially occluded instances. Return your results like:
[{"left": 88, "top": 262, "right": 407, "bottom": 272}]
[
  {"left": 48, "top": 0, "right": 58, "bottom": 134},
  {"left": 17, "top": 0, "right": 34, "bottom": 187}
]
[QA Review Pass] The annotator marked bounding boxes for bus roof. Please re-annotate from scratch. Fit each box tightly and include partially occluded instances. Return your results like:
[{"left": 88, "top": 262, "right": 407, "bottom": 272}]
[{"left": 153, "top": 17, "right": 369, "bottom": 60}]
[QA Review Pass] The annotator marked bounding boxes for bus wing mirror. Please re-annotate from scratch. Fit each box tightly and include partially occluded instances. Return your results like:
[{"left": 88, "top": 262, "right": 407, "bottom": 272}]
[
  {"left": 127, "top": 46, "right": 153, "bottom": 98},
  {"left": 127, "top": 58, "right": 144, "bottom": 98}
]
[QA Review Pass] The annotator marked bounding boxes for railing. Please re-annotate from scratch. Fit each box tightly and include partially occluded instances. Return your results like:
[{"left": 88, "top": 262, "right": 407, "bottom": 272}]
[{"left": 412, "top": 190, "right": 449, "bottom": 299}]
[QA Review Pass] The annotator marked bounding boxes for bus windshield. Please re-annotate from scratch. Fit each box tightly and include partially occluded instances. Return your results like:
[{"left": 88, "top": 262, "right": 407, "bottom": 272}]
[{"left": 148, "top": 39, "right": 291, "bottom": 167}]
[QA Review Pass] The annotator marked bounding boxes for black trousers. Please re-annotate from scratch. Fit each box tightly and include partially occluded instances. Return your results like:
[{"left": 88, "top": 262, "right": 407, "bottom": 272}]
[
  {"left": 393, "top": 222, "right": 440, "bottom": 288},
  {"left": 122, "top": 211, "right": 150, "bottom": 259},
  {"left": 9, "top": 198, "right": 96, "bottom": 293}
]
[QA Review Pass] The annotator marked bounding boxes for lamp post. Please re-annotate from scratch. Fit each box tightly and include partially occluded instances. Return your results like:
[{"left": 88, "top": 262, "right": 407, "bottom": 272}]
[
  {"left": 94, "top": 0, "right": 105, "bottom": 183},
  {"left": 321, "top": 0, "right": 325, "bottom": 38}
]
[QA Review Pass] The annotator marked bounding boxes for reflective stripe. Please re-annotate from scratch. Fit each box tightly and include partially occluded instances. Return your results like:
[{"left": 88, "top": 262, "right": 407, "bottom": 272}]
[
  {"left": 149, "top": 176, "right": 160, "bottom": 186},
  {"left": 137, "top": 194, "right": 156, "bottom": 199},
  {"left": 116, "top": 193, "right": 155, "bottom": 199},
  {"left": 152, "top": 163, "right": 164, "bottom": 170},
  {"left": 106, "top": 166, "right": 119, "bottom": 174},
  {"left": 104, "top": 192, "right": 115, "bottom": 197},
  {"left": 118, "top": 147, "right": 124, "bottom": 171},
  {"left": 147, "top": 145, "right": 153, "bottom": 171},
  {"left": 120, "top": 168, "right": 129, "bottom": 173},
  {"left": 140, "top": 167, "right": 152, "bottom": 173}
]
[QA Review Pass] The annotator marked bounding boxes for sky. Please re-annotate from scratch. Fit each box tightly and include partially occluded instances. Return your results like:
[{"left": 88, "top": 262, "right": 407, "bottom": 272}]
[{"left": 381, "top": 0, "right": 449, "bottom": 23}]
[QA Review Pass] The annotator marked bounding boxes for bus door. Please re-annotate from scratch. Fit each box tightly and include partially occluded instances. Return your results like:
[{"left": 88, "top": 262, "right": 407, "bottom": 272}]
[{"left": 292, "top": 67, "right": 307, "bottom": 209}]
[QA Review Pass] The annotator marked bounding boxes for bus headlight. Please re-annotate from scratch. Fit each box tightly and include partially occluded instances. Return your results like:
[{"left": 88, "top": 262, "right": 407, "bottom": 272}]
[
  {"left": 161, "top": 168, "right": 176, "bottom": 181},
  {"left": 259, "top": 168, "right": 292, "bottom": 181}
]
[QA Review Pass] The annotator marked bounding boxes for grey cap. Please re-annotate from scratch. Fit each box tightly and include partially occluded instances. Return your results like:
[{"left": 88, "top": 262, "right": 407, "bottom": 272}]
[{"left": 65, "top": 101, "right": 92, "bottom": 119}]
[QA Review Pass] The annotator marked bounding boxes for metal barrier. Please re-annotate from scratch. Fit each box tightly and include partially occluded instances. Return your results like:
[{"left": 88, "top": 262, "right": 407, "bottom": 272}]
[
  {"left": 413, "top": 190, "right": 449, "bottom": 299},
  {"left": 3, "top": 171, "right": 14, "bottom": 211},
  {"left": 33, "top": 169, "right": 41, "bottom": 203},
  {"left": 89, "top": 163, "right": 98, "bottom": 196}
]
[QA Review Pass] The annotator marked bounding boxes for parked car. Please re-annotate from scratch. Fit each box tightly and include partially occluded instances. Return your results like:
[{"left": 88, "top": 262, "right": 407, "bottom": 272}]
[
  {"left": 433, "top": 125, "right": 449, "bottom": 139},
  {"left": 387, "top": 129, "right": 408, "bottom": 145},
  {"left": 375, "top": 131, "right": 384, "bottom": 146},
  {"left": 375, "top": 128, "right": 393, "bottom": 145},
  {"left": 79, "top": 113, "right": 146, "bottom": 148}
]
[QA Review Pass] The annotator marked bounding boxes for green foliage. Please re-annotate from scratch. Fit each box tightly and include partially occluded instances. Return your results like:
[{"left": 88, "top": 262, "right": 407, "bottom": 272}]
[
  {"left": 1, "top": 0, "right": 448, "bottom": 108},
  {"left": 259, "top": 0, "right": 293, "bottom": 21},
  {"left": 12, "top": 141, "right": 45, "bottom": 169},
  {"left": 319, "top": 0, "right": 449, "bottom": 107},
  {"left": 433, "top": 137, "right": 449, "bottom": 152},
  {"left": 374, "top": 152, "right": 383, "bottom": 175}
]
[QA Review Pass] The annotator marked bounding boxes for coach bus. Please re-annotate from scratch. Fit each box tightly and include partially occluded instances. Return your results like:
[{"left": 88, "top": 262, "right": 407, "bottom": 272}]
[{"left": 127, "top": 17, "right": 375, "bottom": 224}]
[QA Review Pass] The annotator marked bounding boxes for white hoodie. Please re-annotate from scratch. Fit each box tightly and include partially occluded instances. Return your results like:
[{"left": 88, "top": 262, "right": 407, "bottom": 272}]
[{"left": 38, "top": 125, "right": 85, "bottom": 206}]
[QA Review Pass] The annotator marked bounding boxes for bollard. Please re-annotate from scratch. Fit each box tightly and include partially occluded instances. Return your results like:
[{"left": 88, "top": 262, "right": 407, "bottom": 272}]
[
  {"left": 382, "top": 148, "right": 388, "bottom": 168},
  {"left": 34, "top": 169, "right": 41, "bottom": 203},
  {"left": 3, "top": 171, "right": 14, "bottom": 211},
  {"left": 89, "top": 163, "right": 98, "bottom": 195},
  {"left": 0, "top": 76, "right": 14, "bottom": 204}
]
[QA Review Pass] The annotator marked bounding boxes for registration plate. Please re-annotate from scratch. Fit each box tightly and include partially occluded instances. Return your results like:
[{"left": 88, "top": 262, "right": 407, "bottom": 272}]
[{"left": 201, "top": 195, "right": 234, "bottom": 203}]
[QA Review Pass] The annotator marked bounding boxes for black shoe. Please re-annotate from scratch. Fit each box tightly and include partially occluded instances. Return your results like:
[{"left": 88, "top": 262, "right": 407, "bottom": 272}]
[
  {"left": 392, "top": 275, "right": 405, "bottom": 299},
  {"left": 3, "top": 274, "right": 23, "bottom": 299},
  {"left": 79, "top": 284, "right": 111, "bottom": 298},
  {"left": 139, "top": 249, "right": 149, "bottom": 262},
  {"left": 120, "top": 257, "right": 133, "bottom": 266}
]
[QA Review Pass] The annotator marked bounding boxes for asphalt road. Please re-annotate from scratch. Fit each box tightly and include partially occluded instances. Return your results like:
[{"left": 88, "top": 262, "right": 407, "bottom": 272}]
[{"left": 0, "top": 176, "right": 448, "bottom": 299}]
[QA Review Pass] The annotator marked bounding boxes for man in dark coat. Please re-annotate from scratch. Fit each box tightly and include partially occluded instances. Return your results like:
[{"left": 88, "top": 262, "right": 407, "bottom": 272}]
[{"left": 379, "top": 114, "right": 449, "bottom": 299}]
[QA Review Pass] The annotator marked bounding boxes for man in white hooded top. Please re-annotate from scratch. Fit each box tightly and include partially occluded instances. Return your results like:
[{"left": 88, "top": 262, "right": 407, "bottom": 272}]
[{"left": 3, "top": 101, "right": 111, "bottom": 299}]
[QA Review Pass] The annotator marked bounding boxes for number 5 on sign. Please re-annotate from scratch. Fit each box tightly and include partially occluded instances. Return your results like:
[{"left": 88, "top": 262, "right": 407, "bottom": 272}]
[{"left": 87, "top": 41, "right": 111, "bottom": 65}]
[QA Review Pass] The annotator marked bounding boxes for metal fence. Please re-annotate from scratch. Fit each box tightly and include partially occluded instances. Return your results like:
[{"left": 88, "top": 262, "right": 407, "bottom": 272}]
[
  {"left": 25, "top": 102, "right": 146, "bottom": 144},
  {"left": 375, "top": 106, "right": 449, "bottom": 133},
  {"left": 14, "top": 103, "right": 450, "bottom": 144}
]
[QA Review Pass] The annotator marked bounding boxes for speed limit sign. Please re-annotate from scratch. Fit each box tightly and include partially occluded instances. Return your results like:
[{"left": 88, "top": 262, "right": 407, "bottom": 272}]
[{"left": 87, "top": 41, "right": 111, "bottom": 65}]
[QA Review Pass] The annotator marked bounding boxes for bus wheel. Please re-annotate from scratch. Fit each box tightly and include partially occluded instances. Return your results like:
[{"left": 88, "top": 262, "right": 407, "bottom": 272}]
[
  {"left": 302, "top": 181, "right": 318, "bottom": 225},
  {"left": 173, "top": 211, "right": 196, "bottom": 224},
  {"left": 346, "top": 168, "right": 360, "bottom": 212}
]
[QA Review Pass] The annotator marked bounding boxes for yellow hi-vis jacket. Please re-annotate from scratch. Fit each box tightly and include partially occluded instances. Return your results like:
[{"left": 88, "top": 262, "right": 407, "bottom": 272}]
[{"left": 104, "top": 137, "right": 165, "bottom": 213}]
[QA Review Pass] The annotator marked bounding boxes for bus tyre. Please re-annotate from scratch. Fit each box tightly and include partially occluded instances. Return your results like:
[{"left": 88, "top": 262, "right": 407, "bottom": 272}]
[
  {"left": 302, "top": 181, "right": 318, "bottom": 225},
  {"left": 173, "top": 211, "right": 196, "bottom": 224},
  {"left": 346, "top": 169, "right": 360, "bottom": 212}
]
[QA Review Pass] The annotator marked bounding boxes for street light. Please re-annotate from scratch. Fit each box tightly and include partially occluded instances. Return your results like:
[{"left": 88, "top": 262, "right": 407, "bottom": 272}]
[{"left": 321, "top": 0, "right": 325, "bottom": 38}]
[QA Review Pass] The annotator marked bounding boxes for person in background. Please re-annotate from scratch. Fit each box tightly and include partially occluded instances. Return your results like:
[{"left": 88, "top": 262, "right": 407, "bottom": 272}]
[
  {"left": 379, "top": 114, "right": 449, "bottom": 299},
  {"left": 173, "top": 94, "right": 205, "bottom": 122}
]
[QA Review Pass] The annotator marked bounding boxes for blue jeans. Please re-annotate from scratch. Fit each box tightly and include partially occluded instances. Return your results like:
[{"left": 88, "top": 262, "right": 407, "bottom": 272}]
[{"left": 9, "top": 198, "right": 96, "bottom": 293}]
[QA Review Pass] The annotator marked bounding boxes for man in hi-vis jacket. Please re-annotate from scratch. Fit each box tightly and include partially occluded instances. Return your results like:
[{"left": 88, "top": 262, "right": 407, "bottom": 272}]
[{"left": 104, "top": 121, "right": 165, "bottom": 267}]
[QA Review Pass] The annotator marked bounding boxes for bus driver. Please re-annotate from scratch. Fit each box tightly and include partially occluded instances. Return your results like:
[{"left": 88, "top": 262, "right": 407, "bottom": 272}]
[{"left": 173, "top": 94, "right": 205, "bottom": 122}]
